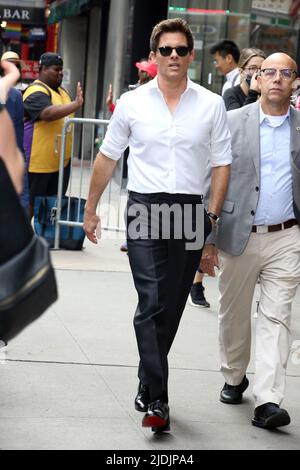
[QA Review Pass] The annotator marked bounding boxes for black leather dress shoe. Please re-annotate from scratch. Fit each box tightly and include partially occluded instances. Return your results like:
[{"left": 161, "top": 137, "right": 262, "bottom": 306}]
[
  {"left": 252, "top": 402, "right": 291, "bottom": 429},
  {"left": 220, "top": 375, "right": 249, "bottom": 404},
  {"left": 134, "top": 382, "right": 150, "bottom": 412},
  {"left": 142, "top": 399, "right": 170, "bottom": 433}
]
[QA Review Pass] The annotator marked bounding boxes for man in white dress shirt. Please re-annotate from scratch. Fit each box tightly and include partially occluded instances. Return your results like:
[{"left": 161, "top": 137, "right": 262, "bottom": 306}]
[
  {"left": 201, "top": 53, "right": 300, "bottom": 430},
  {"left": 84, "top": 18, "right": 232, "bottom": 433},
  {"left": 210, "top": 40, "right": 240, "bottom": 96}
]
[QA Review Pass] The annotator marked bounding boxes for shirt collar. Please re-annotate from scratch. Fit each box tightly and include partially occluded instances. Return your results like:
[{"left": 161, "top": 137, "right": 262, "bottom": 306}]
[
  {"left": 149, "top": 75, "right": 196, "bottom": 95},
  {"left": 226, "top": 67, "right": 239, "bottom": 82},
  {"left": 259, "top": 104, "right": 290, "bottom": 125}
]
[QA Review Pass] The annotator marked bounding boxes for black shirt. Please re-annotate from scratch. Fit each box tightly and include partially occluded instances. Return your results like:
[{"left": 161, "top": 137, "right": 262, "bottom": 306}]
[{"left": 223, "top": 85, "right": 260, "bottom": 111}]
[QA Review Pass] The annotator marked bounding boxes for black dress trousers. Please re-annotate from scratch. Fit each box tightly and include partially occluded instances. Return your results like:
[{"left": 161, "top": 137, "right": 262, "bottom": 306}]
[{"left": 126, "top": 191, "right": 211, "bottom": 402}]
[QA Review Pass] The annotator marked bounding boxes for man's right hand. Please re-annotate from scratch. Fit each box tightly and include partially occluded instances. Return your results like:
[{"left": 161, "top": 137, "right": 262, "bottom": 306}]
[
  {"left": 200, "top": 244, "right": 219, "bottom": 277},
  {"left": 83, "top": 208, "right": 100, "bottom": 244},
  {"left": 249, "top": 73, "right": 260, "bottom": 93}
]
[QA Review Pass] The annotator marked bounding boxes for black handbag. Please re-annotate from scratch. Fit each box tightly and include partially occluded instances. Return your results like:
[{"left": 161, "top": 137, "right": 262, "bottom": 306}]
[{"left": 0, "top": 159, "right": 58, "bottom": 342}]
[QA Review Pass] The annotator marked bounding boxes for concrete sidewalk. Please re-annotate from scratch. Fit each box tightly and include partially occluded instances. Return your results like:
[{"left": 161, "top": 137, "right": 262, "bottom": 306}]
[{"left": 1, "top": 238, "right": 300, "bottom": 450}]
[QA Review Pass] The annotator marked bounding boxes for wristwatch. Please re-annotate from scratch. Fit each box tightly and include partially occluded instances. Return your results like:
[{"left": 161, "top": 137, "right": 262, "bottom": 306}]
[
  {"left": 207, "top": 212, "right": 220, "bottom": 224},
  {"left": 0, "top": 102, "right": 5, "bottom": 113}
]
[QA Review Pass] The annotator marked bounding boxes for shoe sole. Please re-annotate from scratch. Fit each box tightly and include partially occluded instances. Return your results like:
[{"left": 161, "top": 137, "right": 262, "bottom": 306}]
[
  {"left": 219, "top": 377, "right": 249, "bottom": 404},
  {"left": 142, "top": 414, "right": 169, "bottom": 430},
  {"left": 220, "top": 396, "right": 243, "bottom": 405},
  {"left": 252, "top": 412, "right": 291, "bottom": 429},
  {"left": 152, "top": 419, "right": 170, "bottom": 433},
  {"left": 188, "top": 295, "right": 210, "bottom": 308}
]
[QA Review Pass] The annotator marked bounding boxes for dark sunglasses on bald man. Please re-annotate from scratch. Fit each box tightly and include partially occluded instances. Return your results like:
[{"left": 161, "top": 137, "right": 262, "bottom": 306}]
[{"left": 158, "top": 46, "right": 190, "bottom": 57}]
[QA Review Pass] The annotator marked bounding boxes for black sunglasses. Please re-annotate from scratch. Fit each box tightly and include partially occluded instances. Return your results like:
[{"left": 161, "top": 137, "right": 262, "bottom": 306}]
[{"left": 158, "top": 46, "right": 190, "bottom": 57}]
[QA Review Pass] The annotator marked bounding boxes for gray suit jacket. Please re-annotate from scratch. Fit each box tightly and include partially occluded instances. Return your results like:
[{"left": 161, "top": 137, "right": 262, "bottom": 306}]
[{"left": 212, "top": 101, "right": 300, "bottom": 256}]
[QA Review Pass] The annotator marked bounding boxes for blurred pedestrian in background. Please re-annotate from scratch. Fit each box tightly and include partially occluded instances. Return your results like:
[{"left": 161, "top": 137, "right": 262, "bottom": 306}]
[
  {"left": 0, "top": 60, "right": 30, "bottom": 265},
  {"left": 1, "top": 51, "right": 29, "bottom": 214},
  {"left": 292, "top": 76, "right": 300, "bottom": 110},
  {"left": 210, "top": 39, "right": 240, "bottom": 95},
  {"left": 223, "top": 48, "right": 266, "bottom": 110},
  {"left": 106, "top": 58, "right": 157, "bottom": 113},
  {"left": 0, "top": 51, "right": 27, "bottom": 92},
  {"left": 23, "top": 52, "right": 83, "bottom": 218}
]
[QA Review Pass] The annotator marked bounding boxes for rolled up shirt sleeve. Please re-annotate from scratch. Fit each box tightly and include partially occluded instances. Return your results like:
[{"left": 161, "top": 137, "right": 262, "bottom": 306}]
[
  {"left": 100, "top": 95, "right": 130, "bottom": 160},
  {"left": 210, "top": 98, "right": 232, "bottom": 167}
]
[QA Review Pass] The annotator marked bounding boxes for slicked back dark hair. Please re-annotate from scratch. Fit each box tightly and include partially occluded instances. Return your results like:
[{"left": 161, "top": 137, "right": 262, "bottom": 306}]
[
  {"left": 150, "top": 18, "right": 194, "bottom": 53},
  {"left": 210, "top": 40, "right": 240, "bottom": 64}
]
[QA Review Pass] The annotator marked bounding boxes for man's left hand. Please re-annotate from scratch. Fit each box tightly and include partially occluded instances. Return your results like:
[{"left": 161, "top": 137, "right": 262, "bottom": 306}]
[{"left": 75, "top": 82, "right": 84, "bottom": 108}]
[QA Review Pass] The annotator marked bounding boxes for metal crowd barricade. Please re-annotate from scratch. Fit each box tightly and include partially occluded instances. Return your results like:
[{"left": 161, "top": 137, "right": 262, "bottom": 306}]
[{"left": 54, "top": 117, "right": 127, "bottom": 249}]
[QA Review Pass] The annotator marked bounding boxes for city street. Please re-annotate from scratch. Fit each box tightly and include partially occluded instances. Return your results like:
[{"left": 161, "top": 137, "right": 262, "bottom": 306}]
[
  {"left": 1, "top": 237, "right": 299, "bottom": 450},
  {"left": 1, "top": 0, "right": 300, "bottom": 454}
]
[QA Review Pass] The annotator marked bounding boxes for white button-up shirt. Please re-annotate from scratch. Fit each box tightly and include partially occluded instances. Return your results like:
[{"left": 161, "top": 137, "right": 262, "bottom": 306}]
[
  {"left": 100, "top": 77, "right": 232, "bottom": 195},
  {"left": 254, "top": 106, "right": 294, "bottom": 225},
  {"left": 221, "top": 68, "right": 240, "bottom": 96}
]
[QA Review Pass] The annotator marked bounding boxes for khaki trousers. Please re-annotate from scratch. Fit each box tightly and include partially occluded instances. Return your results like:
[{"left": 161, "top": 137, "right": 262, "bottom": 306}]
[{"left": 218, "top": 225, "right": 300, "bottom": 407}]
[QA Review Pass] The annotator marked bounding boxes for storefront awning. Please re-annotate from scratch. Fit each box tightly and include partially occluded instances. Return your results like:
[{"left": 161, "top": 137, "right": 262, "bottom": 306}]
[{"left": 48, "top": 0, "right": 91, "bottom": 24}]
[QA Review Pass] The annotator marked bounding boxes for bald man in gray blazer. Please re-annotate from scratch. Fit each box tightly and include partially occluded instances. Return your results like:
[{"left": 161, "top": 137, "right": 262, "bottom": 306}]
[{"left": 202, "top": 52, "right": 300, "bottom": 430}]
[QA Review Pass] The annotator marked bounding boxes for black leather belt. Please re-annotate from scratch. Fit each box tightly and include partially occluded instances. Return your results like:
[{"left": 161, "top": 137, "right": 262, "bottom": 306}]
[{"left": 251, "top": 219, "right": 298, "bottom": 233}]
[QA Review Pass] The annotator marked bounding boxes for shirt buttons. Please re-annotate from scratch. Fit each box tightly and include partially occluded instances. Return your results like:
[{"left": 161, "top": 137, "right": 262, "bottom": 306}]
[
  {"left": 255, "top": 187, "right": 259, "bottom": 192},
  {"left": 251, "top": 210, "right": 255, "bottom": 216}
]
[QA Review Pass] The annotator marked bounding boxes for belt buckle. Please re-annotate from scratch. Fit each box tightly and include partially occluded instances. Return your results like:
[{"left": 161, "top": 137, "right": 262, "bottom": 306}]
[{"left": 256, "top": 225, "right": 268, "bottom": 234}]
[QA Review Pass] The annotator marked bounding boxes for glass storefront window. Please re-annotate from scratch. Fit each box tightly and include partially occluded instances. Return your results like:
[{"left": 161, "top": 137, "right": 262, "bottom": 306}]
[
  {"left": 168, "top": 1, "right": 252, "bottom": 93},
  {"left": 251, "top": 0, "right": 299, "bottom": 60},
  {"left": 169, "top": 0, "right": 251, "bottom": 12},
  {"left": 168, "top": 1, "right": 300, "bottom": 92}
]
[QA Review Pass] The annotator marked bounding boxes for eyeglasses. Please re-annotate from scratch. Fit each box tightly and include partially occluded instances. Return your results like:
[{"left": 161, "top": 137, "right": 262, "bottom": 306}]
[
  {"left": 260, "top": 68, "right": 297, "bottom": 80},
  {"left": 158, "top": 46, "right": 190, "bottom": 57},
  {"left": 243, "top": 66, "right": 260, "bottom": 74}
]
